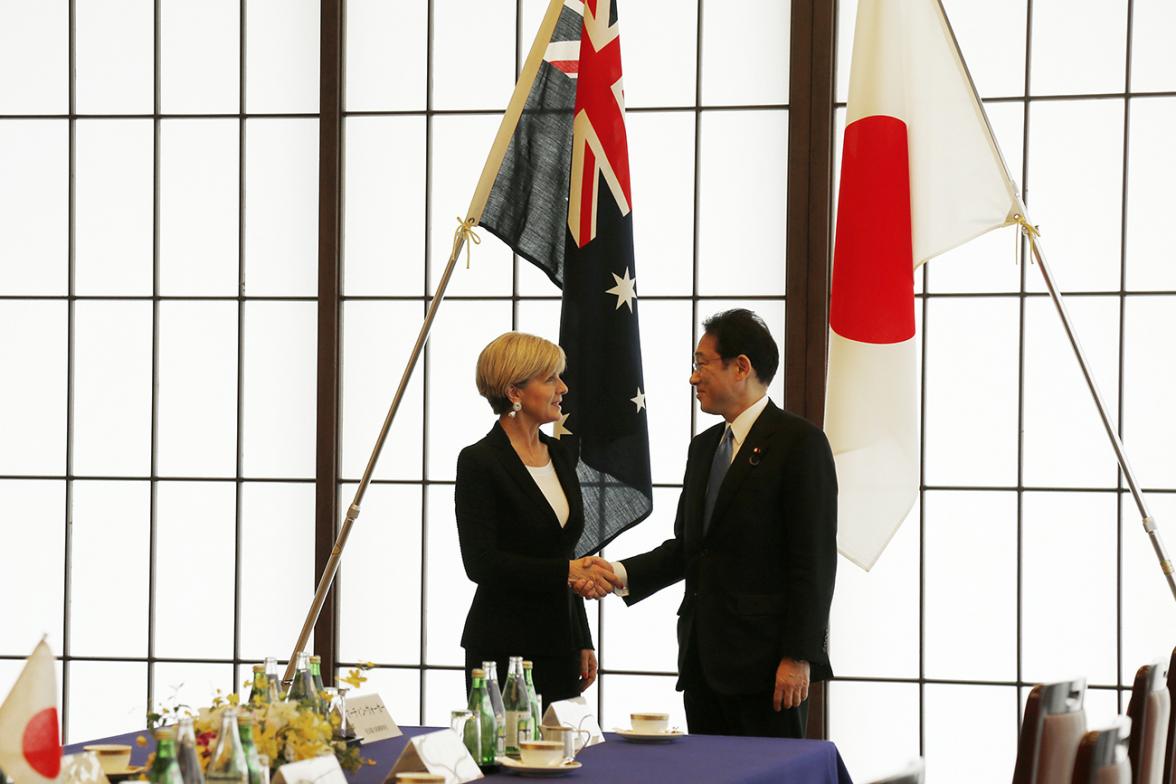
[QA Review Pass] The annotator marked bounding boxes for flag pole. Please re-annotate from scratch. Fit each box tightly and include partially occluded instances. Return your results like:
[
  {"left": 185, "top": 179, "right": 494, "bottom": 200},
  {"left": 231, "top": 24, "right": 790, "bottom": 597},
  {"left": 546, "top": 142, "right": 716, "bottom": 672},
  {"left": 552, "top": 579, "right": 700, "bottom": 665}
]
[
  {"left": 936, "top": 0, "right": 1176, "bottom": 603},
  {"left": 282, "top": 0, "right": 569, "bottom": 683},
  {"left": 1020, "top": 220, "right": 1176, "bottom": 603}
]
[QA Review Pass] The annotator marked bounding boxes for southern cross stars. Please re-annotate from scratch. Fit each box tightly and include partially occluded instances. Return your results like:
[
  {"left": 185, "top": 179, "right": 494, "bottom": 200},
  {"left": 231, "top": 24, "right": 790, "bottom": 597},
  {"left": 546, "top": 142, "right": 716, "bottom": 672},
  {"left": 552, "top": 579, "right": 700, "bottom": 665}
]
[
  {"left": 630, "top": 388, "right": 646, "bottom": 412},
  {"left": 606, "top": 267, "right": 637, "bottom": 312},
  {"left": 554, "top": 412, "right": 573, "bottom": 440}
]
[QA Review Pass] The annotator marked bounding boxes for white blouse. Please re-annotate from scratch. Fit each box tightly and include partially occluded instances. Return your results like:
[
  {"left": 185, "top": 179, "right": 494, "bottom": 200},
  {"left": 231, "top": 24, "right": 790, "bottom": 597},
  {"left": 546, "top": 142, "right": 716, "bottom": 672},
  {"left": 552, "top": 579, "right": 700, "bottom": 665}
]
[{"left": 525, "top": 460, "right": 570, "bottom": 527}]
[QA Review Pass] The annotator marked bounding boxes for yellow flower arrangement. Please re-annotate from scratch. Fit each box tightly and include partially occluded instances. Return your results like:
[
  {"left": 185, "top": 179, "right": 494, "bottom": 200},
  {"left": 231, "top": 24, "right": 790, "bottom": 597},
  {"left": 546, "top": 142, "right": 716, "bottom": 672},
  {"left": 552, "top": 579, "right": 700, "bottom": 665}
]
[{"left": 150, "top": 681, "right": 368, "bottom": 776}]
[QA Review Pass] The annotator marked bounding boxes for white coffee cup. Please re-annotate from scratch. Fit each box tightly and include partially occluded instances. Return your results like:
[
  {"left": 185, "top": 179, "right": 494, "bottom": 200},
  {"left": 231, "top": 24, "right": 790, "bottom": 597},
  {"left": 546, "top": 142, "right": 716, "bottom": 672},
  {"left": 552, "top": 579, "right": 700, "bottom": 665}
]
[
  {"left": 518, "top": 740, "right": 565, "bottom": 767},
  {"left": 540, "top": 724, "right": 589, "bottom": 759},
  {"left": 630, "top": 712, "right": 670, "bottom": 734},
  {"left": 83, "top": 745, "right": 132, "bottom": 774}
]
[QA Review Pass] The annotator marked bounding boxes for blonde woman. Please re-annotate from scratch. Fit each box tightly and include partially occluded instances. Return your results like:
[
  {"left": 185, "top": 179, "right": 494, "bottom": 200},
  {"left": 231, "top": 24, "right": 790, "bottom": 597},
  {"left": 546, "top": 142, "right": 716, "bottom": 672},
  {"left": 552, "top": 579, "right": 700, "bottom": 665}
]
[{"left": 456, "top": 332, "right": 620, "bottom": 706}]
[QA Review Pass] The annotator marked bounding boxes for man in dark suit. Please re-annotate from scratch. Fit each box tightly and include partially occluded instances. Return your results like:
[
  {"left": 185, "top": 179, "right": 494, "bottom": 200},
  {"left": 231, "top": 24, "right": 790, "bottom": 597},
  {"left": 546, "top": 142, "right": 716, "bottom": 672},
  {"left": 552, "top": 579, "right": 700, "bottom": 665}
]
[{"left": 583, "top": 309, "right": 837, "bottom": 738}]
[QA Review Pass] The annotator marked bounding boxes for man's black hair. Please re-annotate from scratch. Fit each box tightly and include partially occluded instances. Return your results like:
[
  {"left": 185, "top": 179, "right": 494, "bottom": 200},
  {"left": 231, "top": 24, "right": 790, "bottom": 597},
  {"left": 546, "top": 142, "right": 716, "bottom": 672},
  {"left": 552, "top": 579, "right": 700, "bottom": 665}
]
[{"left": 702, "top": 308, "right": 779, "bottom": 386}]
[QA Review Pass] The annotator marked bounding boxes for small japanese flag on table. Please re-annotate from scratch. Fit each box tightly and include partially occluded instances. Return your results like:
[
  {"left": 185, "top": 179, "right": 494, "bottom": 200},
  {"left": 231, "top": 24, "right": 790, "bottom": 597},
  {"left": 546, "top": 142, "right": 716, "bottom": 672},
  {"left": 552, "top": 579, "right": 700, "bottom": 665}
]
[{"left": 0, "top": 640, "right": 62, "bottom": 783}]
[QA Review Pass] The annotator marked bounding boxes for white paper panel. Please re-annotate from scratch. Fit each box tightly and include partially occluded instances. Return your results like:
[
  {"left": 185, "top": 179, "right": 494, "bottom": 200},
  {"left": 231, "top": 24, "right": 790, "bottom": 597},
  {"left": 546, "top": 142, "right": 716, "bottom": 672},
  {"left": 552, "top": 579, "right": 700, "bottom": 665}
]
[
  {"left": 160, "top": 0, "right": 240, "bottom": 114},
  {"left": 342, "top": 116, "right": 426, "bottom": 297},
  {"left": 0, "top": 120, "right": 68, "bottom": 294},
  {"left": 75, "top": 0, "right": 153, "bottom": 114},
  {"left": 75, "top": 121, "right": 154, "bottom": 296},
  {"left": 159, "top": 119, "right": 240, "bottom": 296},
  {"left": 72, "top": 302, "right": 153, "bottom": 476},
  {"left": 0, "top": 302, "right": 66, "bottom": 474},
  {"left": 0, "top": 480, "right": 66, "bottom": 654},
  {"left": 697, "top": 111, "right": 787, "bottom": 296},
  {"left": 343, "top": 0, "right": 426, "bottom": 112},
  {"left": 241, "top": 302, "right": 316, "bottom": 479},
  {"left": 67, "top": 661, "right": 147, "bottom": 744},
  {"left": 156, "top": 301, "right": 238, "bottom": 477},
  {"left": 69, "top": 481, "right": 150, "bottom": 657},
  {"left": 245, "top": 0, "right": 318, "bottom": 114},
  {"left": 239, "top": 482, "right": 315, "bottom": 661},
  {"left": 154, "top": 482, "right": 236, "bottom": 659},
  {"left": 337, "top": 483, "right": 423, "bottom": 665},
  {"left": 0, "top": 1, "right": 67, "bottom": 113}
]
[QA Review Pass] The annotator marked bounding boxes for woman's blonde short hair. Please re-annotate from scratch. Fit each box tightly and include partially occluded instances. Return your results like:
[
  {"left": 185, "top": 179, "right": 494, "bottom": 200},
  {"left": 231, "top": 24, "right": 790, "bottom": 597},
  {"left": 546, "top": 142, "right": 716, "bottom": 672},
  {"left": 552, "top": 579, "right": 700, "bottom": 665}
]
[{"left": 476, "top": 332, "right": 566, "bottom": 415}]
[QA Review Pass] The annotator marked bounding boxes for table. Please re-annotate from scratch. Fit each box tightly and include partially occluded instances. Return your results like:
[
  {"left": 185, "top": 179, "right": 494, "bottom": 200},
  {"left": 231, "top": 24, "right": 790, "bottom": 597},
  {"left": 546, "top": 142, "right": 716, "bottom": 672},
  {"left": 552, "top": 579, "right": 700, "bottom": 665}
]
[{"left": 67, "top": 726, "right": 853, "bottom": 784}]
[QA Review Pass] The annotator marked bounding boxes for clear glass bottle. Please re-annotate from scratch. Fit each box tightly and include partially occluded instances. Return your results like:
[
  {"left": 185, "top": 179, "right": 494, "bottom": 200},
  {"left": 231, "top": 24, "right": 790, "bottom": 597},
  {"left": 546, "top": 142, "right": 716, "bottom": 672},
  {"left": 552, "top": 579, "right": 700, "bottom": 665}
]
[
  {"left": 334, "top": 686, "right": 356, "bottom": 741},
  {"left": 263, "top": 658, "right": 281, "bottom": 703},
  {"left": 205, "top": 709, "right": 248, "bottom": 784},
  {"left": 284, "top": 652, "right": 321, "bottom": 712},
  {"left": 237, "top": 715, "right": 265, "bottom": 784},
  {"left": 248, "top": 664, "right": 270, "bottom": 707},
  {"left": 148, "top": 728, "right": 186, "bottom": 784},
  {"left": 309, "top": 655, "right": 326, "bottom": 712},
  {"left": 501, "top": 656, "right": 532, "bottom": 758},
  {"left": 176, "top": 716, "right": 205, "bottom": 784},
  {"left": 481, "top": 661, "right": 506, "bottom": 757},
  {"left": 522, "top": 661, "right": 542, "bottom": 740},
  {"left": 465, "top": 669, "right": 498, "bottom": 766}
]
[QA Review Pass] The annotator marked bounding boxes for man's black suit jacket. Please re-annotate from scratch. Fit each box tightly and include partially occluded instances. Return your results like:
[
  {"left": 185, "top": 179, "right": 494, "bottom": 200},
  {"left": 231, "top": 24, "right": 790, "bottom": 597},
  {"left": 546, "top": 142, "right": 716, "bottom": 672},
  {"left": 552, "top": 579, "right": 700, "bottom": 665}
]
[
  {"left": 455, "top": 422, "right": 593, "bottom": 657},
  {"left": 621, "top": 401, "right": 837, "bottom": 695}
]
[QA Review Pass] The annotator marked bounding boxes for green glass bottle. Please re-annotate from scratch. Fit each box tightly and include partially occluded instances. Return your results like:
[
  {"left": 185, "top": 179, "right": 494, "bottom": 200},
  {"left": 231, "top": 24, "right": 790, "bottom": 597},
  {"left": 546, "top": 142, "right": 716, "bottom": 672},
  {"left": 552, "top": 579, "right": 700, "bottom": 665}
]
[
  {"left": 285, "top": 652, "right": 321, "bottom": 712},
  {"left": 148, "top": 728, "right": 185, "bottom": 784},
  {"left": 237, "top": 715, "right": 265, "bottom": 784},
  {"left": 248, "top": 664, "right": 270, "bottom": 707},
  {"left": 205, "top": 709, "right": 248, "bottom": 784},
  {"left": 309, "top": 656, "right": 326, "bottom": 714},
  {"left": 522, "top": 661, "right": 542, "bottom": 740},
  {"left": 501, "top": 656, "right": 531, "bottom": 758},
  {"left": 465, "top": 669, "right": 498, "bottom": 766}
]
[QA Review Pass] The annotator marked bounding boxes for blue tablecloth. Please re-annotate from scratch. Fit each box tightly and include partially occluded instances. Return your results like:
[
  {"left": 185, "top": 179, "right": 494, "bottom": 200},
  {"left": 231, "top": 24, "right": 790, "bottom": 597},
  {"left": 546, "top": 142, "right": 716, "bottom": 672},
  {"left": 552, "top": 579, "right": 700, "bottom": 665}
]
[{"left": 67, "top": 726, "right": 853, "bottom": 784}]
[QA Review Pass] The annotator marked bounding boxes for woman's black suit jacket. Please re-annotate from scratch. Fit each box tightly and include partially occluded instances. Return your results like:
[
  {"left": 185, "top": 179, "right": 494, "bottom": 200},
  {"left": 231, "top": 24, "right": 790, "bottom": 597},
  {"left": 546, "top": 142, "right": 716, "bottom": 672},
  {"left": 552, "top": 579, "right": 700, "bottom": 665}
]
[{"left": 455, "top": 422, "right": 593, "bottom": 657}]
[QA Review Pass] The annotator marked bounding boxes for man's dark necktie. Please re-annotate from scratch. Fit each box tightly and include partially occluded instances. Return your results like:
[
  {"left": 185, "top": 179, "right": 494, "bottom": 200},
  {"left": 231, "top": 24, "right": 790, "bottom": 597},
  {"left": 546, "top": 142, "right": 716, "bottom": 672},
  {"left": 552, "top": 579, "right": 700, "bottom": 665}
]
[{"left": 702, "top": 426, "right": 734, "bottom": 535}]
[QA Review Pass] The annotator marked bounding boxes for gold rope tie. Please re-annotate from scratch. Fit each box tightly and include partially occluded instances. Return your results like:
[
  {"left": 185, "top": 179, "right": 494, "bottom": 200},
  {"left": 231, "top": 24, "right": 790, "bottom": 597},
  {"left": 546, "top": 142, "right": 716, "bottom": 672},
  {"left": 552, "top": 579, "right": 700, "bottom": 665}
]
[
  {"left": 453, "top": 216, "right": 481, "bottom": 269},
  {"left": 1012, "top": 214, "right": 1040, "bottom": 266}
]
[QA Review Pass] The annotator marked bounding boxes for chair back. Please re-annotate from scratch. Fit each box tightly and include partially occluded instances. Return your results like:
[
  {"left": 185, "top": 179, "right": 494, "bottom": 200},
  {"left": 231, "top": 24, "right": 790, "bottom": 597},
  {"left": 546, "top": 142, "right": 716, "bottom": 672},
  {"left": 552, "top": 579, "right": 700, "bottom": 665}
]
[
  {"left": 1127, "top": 662, "right": 1171, "bottom": 784},
  {"left": 1072, "top": 718, "right": 1132, "bottom": 784},
  {"left": 1165, "top": 648, "right": 1175, "bottom": 784},
  {"left": 1014, "top": 679, "right": 1088, "bottom": 784},
  {"left": 866, "top": 758, "right": 924, "bottom": 784}
]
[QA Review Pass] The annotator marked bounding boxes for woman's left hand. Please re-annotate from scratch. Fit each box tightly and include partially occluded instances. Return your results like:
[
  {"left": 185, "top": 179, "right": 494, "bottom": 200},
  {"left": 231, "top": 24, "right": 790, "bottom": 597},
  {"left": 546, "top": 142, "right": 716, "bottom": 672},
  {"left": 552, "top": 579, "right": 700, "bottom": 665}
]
[{"left": 578, "top": 649, "right": 598, "bottom": 692}]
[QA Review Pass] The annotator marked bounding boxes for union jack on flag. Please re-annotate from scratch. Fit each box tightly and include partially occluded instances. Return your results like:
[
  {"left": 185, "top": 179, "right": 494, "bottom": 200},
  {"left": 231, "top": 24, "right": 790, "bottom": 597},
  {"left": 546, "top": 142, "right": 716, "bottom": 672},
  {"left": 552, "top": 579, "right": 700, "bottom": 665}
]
[{"left": 479, "top": 0, "right": 652, "bottom": 555}]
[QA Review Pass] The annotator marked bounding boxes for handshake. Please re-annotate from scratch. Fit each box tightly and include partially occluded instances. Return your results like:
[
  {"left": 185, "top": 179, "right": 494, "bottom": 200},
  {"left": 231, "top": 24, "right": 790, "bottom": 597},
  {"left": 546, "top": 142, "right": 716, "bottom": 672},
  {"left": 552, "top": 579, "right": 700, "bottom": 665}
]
[{"left": 567, "top": 556, "right": 623, "bottom": 600}]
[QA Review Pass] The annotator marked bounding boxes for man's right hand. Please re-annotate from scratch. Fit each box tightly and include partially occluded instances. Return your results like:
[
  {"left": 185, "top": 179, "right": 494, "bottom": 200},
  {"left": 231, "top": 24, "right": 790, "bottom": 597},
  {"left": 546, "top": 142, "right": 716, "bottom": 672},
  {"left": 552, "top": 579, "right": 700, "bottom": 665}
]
[{"left": 568, "top": 557, "right": 622, "bottom": 599}]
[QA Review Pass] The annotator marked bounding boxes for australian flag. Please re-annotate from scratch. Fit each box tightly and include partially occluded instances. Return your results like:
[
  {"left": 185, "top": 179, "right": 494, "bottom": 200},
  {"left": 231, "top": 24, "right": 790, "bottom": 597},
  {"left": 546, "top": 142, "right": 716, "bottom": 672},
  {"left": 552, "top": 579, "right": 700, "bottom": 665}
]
[{"left": 478, "top": 0, "right": 652, "bottom": 556}]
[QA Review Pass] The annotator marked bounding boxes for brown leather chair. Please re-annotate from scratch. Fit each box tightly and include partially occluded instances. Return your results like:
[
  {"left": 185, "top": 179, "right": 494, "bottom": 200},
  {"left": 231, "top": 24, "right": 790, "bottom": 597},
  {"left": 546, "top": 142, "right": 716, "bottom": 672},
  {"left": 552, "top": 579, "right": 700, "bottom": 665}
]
[
  {"left": 1165, "top": 648, "right": 1175, "bottom": 784},
  {"left": 1014, "top": 679, "right": 1088, "bottom": 784},
  {"left": 1072, "top": 718, "right": 1133, "bottom": 784},
  {"left": 1127, "top": 661, "right": 1171, "bottom": 784}
]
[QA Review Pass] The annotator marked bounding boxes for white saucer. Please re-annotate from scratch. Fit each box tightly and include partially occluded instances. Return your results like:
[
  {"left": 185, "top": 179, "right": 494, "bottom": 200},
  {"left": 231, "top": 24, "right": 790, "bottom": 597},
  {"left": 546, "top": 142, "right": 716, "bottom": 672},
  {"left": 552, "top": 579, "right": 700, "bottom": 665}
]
[
  {"left": 496, "top": 756, "right": 582, "bottom": 776},
  {"left": 104, "top": 765, "right": 146, "bottom": 781},
  {"left": 615, "top": 727, "right": 685, "bottom": 742}
]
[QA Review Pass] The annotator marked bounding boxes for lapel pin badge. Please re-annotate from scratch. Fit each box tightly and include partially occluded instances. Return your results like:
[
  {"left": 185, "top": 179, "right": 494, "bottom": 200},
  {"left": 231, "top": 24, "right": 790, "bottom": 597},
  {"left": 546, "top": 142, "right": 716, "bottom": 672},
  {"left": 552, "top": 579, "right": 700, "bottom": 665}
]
[{"left": 749, "top": 447, "right": 763, "bottom": 466}]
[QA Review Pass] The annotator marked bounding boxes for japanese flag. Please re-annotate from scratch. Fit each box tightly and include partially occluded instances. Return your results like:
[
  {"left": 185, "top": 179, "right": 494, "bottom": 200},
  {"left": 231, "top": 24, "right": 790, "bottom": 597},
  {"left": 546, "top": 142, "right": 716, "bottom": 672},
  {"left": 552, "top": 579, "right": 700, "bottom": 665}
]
[
  {"left": 0, "top": 641, "right": 62, "bottom": 783},
  {"left": 827, "top": 0, "right": 1022, "bottom": 570}
]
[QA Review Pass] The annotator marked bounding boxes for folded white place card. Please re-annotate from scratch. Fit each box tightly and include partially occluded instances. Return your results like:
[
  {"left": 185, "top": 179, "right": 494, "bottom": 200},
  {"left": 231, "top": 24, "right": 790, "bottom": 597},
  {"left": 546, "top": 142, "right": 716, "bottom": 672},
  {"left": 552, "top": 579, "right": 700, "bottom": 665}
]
[
  {"left": 384, "top": 729, "right": 483, "bottom": 784},
  {"left": 345, "top": 692, "right": 403, "bottom": 743},
  {"left": 272, "top": 755, "right": 348, "bottom": 784},
  {"left": 59, "top": 752, "right": 111, "bottom": 784},
  {"left": 543, "top": 697, "right": 605, "bottom": 749}
]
